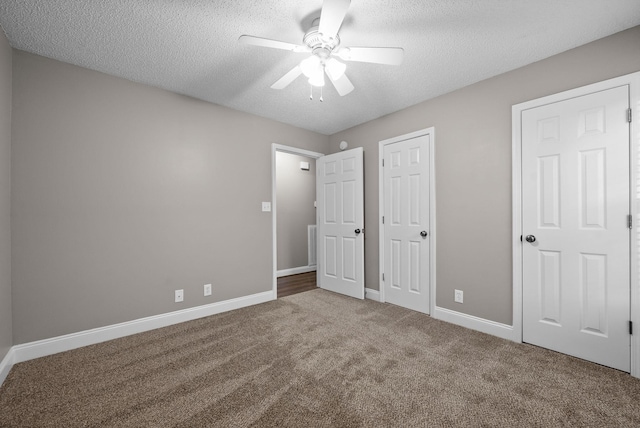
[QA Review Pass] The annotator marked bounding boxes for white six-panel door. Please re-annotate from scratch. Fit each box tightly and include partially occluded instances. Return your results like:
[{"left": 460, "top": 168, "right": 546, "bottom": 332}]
[
  {"left": 521, "top": 85, "right": 631, "bottom": 371},
  {"left": 316, "top": 148, "right": 365, "bottom": 299},
  {"left": 382, "top": 135, "right": 431, "bottom": 313}
]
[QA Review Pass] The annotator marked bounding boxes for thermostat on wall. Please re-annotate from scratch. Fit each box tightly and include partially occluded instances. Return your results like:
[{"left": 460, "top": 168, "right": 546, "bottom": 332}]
[{"left": 300, "top": 161, "right": 310, "bottom": 171}]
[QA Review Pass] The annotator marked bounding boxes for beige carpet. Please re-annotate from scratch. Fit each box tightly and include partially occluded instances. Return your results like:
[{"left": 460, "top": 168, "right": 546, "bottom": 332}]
[{"left": 1, "top": 289, "right": 640, "bottom": 427}]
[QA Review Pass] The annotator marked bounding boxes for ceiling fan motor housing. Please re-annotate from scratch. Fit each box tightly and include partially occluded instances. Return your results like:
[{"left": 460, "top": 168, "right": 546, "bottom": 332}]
[{"left": 304, "top": 26, "right": 341, "bottom": 59}]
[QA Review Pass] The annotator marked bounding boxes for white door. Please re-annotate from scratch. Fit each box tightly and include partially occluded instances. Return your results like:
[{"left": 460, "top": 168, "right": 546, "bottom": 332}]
[
  {"left": 316, "top": 147, "right": 365, "bottom": 299},
  {"left": 522, "top": 85, "right": 631, "bottom": 371},
  {"left": 382, "top": 135, "right": 431, "bottom": 313}
]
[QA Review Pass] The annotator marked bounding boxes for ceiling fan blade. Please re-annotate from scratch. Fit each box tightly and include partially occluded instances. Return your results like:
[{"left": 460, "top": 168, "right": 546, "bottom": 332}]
[
  {"left": 271, "top": 66, "right": 303, "bottom": 89},
  {"left": 318, "top": 0, "right": 351, "bottom": 39},
  {"left": 239, "top": 35, "right": 309, "bottom": 53},
  {"left": 326, "top": 70, "right": 354, "bottom": 96},
  {"left": 336, "top": 47, "right": 404, "bottom": 65}
]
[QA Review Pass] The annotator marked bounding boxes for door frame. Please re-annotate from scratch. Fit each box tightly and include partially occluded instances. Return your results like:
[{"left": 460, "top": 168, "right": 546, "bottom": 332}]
[
  {"left": 271, "top": 144, "right": 324, "bottom": 299},
  {"left": 512, "top": 71, "right": 640, "bottom": 377},
  {"left": 378, "top": 127, "right": 437, "bottom": 313}
]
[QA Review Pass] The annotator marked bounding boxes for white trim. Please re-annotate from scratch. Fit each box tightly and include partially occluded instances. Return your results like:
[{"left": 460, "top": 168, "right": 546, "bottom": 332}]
[
  {"left": 9, "top": 290, "right": 273, "bottom": 366},
  {"left": 630, "top": 74, "right": 640, "bottom": 378},
  {"left": 511, "top": 98, "right": 524, "bottom": 344},
  {"left": 378, "top": 128, "right": 436, "bottom": 314},
  {"left": 512, "top": 71, "right": 640, "bottom": 377},
  {"left": 271, "top": 144, "right": 324, "bottom": 299},
  {"left": 365, "top": 288, "right": 381, "bottom": 302},
  {"left": 0, "top": 348, "right": 15, "bottom": 386},
  {"left": 433, "top": 306, "right": 515, "bottom": 341},
  {"left": 277, "top": 266, "right": 317, "bottom": 277}
]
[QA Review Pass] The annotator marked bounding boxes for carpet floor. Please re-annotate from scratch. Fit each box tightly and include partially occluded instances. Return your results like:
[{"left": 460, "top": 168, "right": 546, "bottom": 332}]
[{"left": 1, "top": 289, "right": 640, "bottom": 427}]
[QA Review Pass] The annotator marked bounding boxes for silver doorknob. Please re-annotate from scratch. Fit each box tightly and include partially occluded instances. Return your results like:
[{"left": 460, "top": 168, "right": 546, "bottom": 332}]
[
  {"left": 525, "top": 235, "right": 536, "bottom": 243},
  {"left": 355, "top": 229, "right": 361, "bottom": 235},
  {"left": 420, "top": 231, "right": 428, "bottom": 238}
]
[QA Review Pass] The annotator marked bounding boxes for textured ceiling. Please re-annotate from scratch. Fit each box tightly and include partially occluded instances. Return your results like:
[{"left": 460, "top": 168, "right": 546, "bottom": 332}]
[{"left": 1, "top": 0, "right": 639, "bottom": 135}]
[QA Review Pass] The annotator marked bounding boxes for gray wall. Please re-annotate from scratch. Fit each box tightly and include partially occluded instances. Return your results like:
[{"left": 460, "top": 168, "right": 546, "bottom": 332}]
[
  {"left": 276, "top": 152, "right": 317, "bottom": 271},
  {"left": 11, "top": 51, "right": 328, "bottom": 344},
  {"left": 8, "top": 26, "right": 640, "bottom": 345},
  {"left": 0, "top": 31, "right": 12, "bottom": 361},
  {"left": 329, "top": 26, "right": 640, "bottom": 325}
]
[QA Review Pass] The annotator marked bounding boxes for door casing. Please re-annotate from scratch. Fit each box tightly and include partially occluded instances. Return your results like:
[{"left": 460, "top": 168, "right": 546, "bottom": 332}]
[
  {"left": 378, "top": 127, "right": 437, "bottom": 313},
  {"left": 512, "top": 71, "right": 640, "bottom": 378}
]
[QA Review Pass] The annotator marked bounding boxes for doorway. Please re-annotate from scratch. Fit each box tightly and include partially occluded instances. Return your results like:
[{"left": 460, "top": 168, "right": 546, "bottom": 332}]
[{"left": 271, "top": 144, "right": 324, "bottom": 299}]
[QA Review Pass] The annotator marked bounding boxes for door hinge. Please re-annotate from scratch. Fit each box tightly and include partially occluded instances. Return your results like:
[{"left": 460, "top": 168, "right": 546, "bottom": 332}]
[
  {"left": 628, "top": 108, "right": 632, "bottom": 123},
  {"left": 382, "top": 273, "right": 385, "bottom": 281},
  {"left": 382, "top": 159, "right": 385, "bottom": 167},
  {"left": 382, "top": 216, "right": 385, "bottom": 224},
  {"left": 630, "top": 321, "right": 633, "bottom": 335},
  {"left": 628, "top": 214, "right": 633, "bottom": 229}
]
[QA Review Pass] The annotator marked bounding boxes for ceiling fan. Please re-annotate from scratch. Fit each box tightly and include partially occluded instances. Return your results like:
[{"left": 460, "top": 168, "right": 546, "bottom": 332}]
[{"left": 239, "top": 0, "right": 404, "bottom": 100}]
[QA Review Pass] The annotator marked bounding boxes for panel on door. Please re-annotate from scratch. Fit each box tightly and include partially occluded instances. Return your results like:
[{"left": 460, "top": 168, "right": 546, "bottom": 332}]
[
  {"left": 316, "top": 148, "right": 364, "bottom": 299},
  {"left": 383, "top": 135, "right": 430, "bottom": 313},
  {"left": 522, "top": 85, "right": 630, "bottom": 372}
]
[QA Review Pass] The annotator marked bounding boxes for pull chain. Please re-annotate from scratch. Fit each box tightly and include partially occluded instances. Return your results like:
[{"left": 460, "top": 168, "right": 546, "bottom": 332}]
[{"left": 308, "top": 85, "right": 324, "bottom": 102}]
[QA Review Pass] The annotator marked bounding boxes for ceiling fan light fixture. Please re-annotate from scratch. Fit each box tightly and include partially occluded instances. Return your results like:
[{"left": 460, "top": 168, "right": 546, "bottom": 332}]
[
  {"left": 300, "top": 55, "right": 321, "bottom": 78},
  {"left": 325, "top": 58, "right": 346, "bottom": 80},
  {"left": 308, "top": 70, "right": 325, "bottom": 87},
  {"left": 336, "top": 47, "right": 351, "bottom": 61}
]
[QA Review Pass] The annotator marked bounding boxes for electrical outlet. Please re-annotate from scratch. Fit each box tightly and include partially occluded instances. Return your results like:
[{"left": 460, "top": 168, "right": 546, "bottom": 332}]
[
  {"left": 204, "top": 283, "right": 212, "bottom": 296},
  {"left": 175, "top": 289, "right": 184, "bottom": 303},
  {"left": 454, "top": 289, "right": 463, "bottom": 304}
]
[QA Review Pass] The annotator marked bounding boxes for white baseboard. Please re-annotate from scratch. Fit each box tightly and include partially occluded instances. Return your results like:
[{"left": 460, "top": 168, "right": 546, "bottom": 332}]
[
  {"left": 365, "top": 288, "right": 381, "bottom": 302},
  {"left": 0, "top": 348, "right": 14, "bottom": 386},
  {"left": 9, "top": 290, "right": 275, "bottom": 368},
  {"left": 277, "top": 266, "right": 317, "bottom": 277},
  {"left": 1, "top": 293, "right": 519, "bottom": 389},
  {"left": 433, "top": 306, "right": 516, "bottom": 342}
]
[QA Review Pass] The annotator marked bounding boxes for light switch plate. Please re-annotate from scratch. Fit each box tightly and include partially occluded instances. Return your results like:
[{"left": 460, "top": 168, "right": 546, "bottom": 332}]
[{"left": 262, "top": 202, "right": 271, "bottom": 212}]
